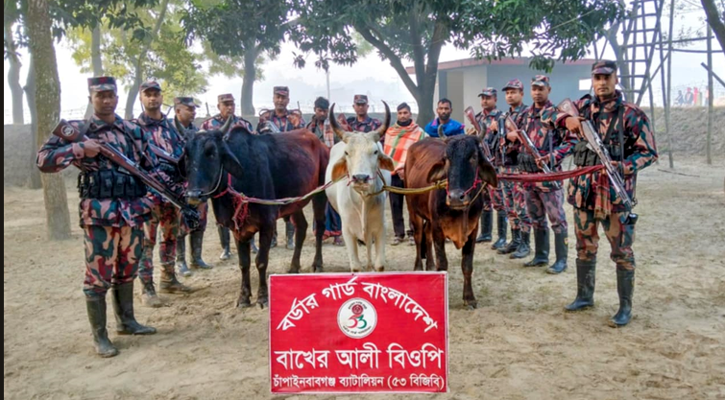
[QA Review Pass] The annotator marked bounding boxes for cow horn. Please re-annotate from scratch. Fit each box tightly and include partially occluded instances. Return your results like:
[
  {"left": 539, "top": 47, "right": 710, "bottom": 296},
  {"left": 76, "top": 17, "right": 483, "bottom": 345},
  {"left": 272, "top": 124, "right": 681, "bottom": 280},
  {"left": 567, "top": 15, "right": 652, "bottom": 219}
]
[
  {"left": 370, "top": 101, "right": 391, "bottom": 142},
  {"left": 329, "top": 104, "right": 351, "bottom": 142},
  {"left": 437, "top": 123, "right": 446, "bottom": 138},
  {"left": 220, "top": 116, "right": 233, "bottom": 135}
]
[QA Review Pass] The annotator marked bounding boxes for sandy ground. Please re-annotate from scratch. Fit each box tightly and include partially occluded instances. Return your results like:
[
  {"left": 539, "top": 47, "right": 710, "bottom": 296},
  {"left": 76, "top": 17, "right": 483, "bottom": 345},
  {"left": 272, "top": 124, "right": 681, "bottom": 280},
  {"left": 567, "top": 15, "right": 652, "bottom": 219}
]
[{"left": 4, "top": 156, "right": 725, "bottom": 400}]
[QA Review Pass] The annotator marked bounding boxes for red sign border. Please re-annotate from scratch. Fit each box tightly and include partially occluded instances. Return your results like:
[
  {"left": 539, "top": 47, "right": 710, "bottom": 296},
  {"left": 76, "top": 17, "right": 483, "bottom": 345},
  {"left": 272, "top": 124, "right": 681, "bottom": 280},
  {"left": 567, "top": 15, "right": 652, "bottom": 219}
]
[{"left": 268, "top": 271, "right": 450, "bottom": 395}]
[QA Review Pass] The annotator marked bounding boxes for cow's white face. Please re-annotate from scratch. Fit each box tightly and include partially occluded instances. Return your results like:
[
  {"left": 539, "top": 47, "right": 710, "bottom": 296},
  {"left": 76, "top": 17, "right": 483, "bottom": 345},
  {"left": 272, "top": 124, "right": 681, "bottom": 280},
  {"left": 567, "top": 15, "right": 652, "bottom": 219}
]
[{"left": 332, "top": 133, "right": 394, "bottom": 196}]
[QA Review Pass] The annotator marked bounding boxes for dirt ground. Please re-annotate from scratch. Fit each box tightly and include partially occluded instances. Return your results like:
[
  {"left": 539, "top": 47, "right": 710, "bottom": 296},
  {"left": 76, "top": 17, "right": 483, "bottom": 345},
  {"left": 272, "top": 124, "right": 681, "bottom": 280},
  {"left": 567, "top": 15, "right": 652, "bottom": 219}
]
[{"left": 4, "top": 156, "right": 725, "bottom": 400}]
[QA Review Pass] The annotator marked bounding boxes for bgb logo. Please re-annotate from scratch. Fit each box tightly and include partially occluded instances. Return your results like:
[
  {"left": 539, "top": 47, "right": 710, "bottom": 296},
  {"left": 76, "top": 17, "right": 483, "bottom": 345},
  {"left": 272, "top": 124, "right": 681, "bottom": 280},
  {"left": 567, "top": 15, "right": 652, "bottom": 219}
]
[{"left": 337, "top": 298, "right": 377, "bottom": 339}]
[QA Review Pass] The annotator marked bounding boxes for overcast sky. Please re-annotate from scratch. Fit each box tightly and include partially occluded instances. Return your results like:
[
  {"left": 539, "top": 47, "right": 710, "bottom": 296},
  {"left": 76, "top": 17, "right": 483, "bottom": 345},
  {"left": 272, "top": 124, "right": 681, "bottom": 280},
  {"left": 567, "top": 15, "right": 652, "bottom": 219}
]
[{"left": 4, "top": 6, "right": 723, "bottom": 122}]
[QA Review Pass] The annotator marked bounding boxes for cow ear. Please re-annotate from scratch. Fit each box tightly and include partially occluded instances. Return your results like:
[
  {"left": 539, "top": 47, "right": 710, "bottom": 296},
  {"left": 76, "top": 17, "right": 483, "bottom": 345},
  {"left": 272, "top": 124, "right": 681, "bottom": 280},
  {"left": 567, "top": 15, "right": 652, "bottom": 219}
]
[
  {"left": 331, "top": 158, "right": 348, "bottom": 181},
  {"left": 477, "top": 146, "right": 498, "bottom": 188},
  {"left": 377, "top": 153, "right": 395, "bottom": 172},
  {"left": 177, "top": 147, "right": 188, "bottom": 179},
  {"left": 220, "top": 140, "right": 244, "bottom": 179},
  {"left": 427, "top": 161, "right": 447, "bottom": 183}
]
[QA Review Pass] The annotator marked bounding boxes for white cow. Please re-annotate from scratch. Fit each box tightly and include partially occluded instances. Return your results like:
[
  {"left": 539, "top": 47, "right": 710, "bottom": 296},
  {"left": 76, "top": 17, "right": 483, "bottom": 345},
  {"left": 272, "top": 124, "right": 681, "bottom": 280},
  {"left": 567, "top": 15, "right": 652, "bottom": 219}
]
[{"left": 325, "top": 102, "right": 394, "bottom": 272}]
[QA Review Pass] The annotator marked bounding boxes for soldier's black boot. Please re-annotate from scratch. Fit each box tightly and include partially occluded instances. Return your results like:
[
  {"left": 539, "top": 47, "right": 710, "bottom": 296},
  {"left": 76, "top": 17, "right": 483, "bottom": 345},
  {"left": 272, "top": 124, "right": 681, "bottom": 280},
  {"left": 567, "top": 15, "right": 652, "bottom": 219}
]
[
  {"left": 160, "top": 267, "right": 194, "bottom": 294},
  {"left": 547, "top": 232, "right": 568, "bottom": 274},
  {"left": 610, "top": 269, "right": 634, "bottom": 327},
  {"left": 565, "top": 260, "right": 596, "bottom": 311},
  {"left": 511, "top": 230, "right": 531, "bottom": 259},
  {"left": 218, "top": 226, "right": 231, "bottom": 260},
  {"left": 190, "top": 231, "right": 213, "bottom": 270},
  {"left": 476, "top": 210, "right": 493, "bottom": 243},
  {"left": 498, "top": 228, "right": 520, "bottom": 254},
  {"left": 176, "top": 234, "right": 191, "bottom": 277},
  {"left": 525, "top": 228, "right": 549, "bottom": 267},
  {"left": 286, "top": 220, "right": 295, "bottom": 250},
  {"left": 491, "top": 211, "right": 508, "bottom": 250},
  {"left": 86, "top": 295, "right": 119, "bottom": 358},
  {"left": 112, "top": 282, "right": 157, "bottom": 335}
]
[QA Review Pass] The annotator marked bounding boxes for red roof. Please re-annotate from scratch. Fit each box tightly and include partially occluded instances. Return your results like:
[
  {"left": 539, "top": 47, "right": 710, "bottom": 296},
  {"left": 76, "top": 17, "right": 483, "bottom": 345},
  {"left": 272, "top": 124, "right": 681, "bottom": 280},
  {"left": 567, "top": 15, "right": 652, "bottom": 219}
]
[{"left": 405, "top": 57, "right": 596, "bottom": 74}]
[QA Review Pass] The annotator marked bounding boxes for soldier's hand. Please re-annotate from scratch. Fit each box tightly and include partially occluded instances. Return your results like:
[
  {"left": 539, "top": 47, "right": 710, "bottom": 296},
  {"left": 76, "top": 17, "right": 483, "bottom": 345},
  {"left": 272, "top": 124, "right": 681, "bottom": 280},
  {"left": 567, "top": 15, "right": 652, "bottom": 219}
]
[
  {"left": 506, "top": 131, "right": 519, "bottom": 142},
  {"left": 82, "top": 139, "right": 102, "bottom": 158},
  {"left": 565, "top": 116, "right": 584, "bottom": 135},
  {"left": 535, "top": 155, "right": 549, "bottom": 169},
  {"left": 465, "top": 127, "right": 478, "bottom": 136},
  {"left": 490, "top": 121, "right": 498, "bottom": 132},
  {"left": 397, "top": 169, "right": 405, "bottom": 180}
]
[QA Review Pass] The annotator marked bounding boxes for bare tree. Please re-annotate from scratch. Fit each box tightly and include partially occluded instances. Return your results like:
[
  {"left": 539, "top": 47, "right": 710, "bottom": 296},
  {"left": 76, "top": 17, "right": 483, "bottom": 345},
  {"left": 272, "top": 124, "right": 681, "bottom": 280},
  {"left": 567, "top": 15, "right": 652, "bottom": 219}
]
[{"left": 700, "top": 0, "right": 725, "bottom": 55}]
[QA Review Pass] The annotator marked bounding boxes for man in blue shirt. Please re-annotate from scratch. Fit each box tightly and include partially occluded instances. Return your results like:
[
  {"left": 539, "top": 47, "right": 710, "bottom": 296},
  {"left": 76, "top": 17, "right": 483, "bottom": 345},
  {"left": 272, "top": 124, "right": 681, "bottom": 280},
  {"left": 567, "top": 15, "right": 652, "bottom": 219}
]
[{"left": 425, "top": 98, "right": 465, "bottom": 137}]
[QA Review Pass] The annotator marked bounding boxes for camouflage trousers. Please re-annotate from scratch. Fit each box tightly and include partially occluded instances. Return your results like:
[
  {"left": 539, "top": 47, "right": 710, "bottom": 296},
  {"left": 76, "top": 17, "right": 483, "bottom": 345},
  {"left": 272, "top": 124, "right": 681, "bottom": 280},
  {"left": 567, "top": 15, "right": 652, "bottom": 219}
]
[
  {"left": 524, "top": 188, "right": 568, "bottom": 234},
  {"left": 501, "top": 168, "right": 531, "bottom": 232},
  {"left": 574, "top": 208, "right": 636, "bottom": 270},
  {"left": 138, "top": 202, "right": 180, "bottom": 284},
  {"left": 483, "top": 185, "right": 505, "bottom": 212},
  {"left": 179, "top": 201, "right": 209, "bottom": 235},
  {"left": 83, "top": 225, "right": 144, "bottom": 297}
]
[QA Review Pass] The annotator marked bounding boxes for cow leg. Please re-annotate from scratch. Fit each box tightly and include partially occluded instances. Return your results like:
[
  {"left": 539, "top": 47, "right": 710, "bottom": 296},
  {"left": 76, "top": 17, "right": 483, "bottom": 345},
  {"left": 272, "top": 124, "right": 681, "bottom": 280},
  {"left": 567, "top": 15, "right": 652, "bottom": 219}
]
[
  {"left": 373, "top": 226, "right": 386, "bottom": 272},
  {"left": 365, "top": 228, "right": 375, "bottom": 272},
  {"left": 255, "top": 224, "right": 274, "bottom": 307},
  {"left": 311, "top": 193, "right": 327, "bottom": 273},
  {"left": 235, "top": 234, "right": 253, "bottom": 308},
  {"left": 461, "top": 228, "right": 478, "bottom": 310},
  {"left": 342, "top": 227, "right": 363, "bottom": 272},
  {"left": 288, "top": 211, "right": 308, "bottom": 274},
  {"left": 433, "top": 225, "right": 448, "bottom": 272},
  {"left": 424, "top": 221, "right": 435, "bottom": 271},
  {"left": 411, "top": 214, "right": 425, "bottom": 271}
]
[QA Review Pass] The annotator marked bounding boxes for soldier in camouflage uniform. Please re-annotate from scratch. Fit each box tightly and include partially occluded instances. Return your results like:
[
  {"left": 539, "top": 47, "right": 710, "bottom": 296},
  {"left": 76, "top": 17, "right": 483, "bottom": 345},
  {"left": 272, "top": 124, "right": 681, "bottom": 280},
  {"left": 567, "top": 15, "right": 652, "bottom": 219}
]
[
  {"left": 546, "top": 60, "right": 658, "bottom": 327},
  {"left": 135, "top": 81, "right": 193, "bottom": 307},
  {"left": 468, "top": 87, "right": 507, "bottom": 246},
  {"left": 257, "top": 86, "right": 306, "bottom": 250},
  {"left": 200, "top": 94, "right": 255, "bottom": 260},
  {"left": 518, "top": 75, "right": 577, "bottom": 274},
  {"left": 347, "top": 94, "right": 383, "bottom": 134},
  {"left": 37, "top": 76, "right": 157, "bottom": 357},
  {"left": 489, "top": 79, "right": 532, "bottom": 259},
  {"left": 173, "top": 97, "right": 213, "bottom": 277}
]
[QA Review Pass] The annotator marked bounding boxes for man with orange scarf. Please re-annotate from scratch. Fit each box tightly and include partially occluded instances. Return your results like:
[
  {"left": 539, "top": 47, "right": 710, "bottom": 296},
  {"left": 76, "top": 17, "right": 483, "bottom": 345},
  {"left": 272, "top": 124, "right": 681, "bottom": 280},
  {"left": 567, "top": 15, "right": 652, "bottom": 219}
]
[{"left": 383, "top": 103, "right": 427, "bottom": 245}]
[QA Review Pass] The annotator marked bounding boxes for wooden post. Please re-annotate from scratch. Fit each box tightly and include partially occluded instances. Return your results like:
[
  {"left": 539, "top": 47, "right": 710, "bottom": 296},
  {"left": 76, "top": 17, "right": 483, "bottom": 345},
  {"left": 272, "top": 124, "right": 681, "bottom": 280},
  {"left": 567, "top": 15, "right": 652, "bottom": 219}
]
[
  {"left": 706, "top": 26, "right": 714, "bottom": 165},
  {"left": 665, "top": 0, "right": 675, "bottom": 168}
]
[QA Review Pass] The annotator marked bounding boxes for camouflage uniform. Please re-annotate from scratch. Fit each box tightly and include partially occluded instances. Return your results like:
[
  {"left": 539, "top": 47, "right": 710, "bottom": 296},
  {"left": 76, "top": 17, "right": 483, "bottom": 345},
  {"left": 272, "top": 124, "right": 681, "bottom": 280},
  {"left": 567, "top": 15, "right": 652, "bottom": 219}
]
[
  {"left": 518, "top": 76, "right": 577, "bottom": 272},
  {"left": 347, "top": 94, "right": 382, "bottom": 133},
  {"left": 546, "top": 60, "right": 658, "bottom": 326},
  {"left": 493, "top": 79, "right": 532, "bottom": 257},
  {"left": 36, "top": 76, "right": 157, "bottom": 357},
  {"left": 475, "top": 103, "right": 504, "bottom": 213}
]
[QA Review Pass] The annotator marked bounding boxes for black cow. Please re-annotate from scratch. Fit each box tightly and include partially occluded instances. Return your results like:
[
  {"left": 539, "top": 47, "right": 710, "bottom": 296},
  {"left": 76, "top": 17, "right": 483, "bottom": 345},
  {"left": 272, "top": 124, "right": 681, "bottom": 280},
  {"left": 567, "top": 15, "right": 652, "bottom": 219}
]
[{"left": 180, "top": 118, "right": 329, "bottom": 308}]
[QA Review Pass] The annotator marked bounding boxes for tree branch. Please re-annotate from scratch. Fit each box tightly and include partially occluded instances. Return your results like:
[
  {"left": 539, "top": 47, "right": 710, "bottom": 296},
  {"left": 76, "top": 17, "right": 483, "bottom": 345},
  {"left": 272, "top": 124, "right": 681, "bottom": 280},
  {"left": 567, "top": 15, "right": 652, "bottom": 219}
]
[
  {"left": 409, "top": 9, "right": 426, "bottom": 82},
  {"left": 700, "top": 0, "right": 725, "bottom": 55},
  {"left": 357, "top": 25, "right": 420, "bottom": 100}
]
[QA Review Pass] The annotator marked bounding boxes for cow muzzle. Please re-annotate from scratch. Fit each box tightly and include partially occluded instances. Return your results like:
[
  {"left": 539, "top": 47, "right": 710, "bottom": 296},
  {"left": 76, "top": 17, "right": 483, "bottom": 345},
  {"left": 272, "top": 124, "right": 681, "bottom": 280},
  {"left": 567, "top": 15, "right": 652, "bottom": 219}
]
[
  {"left": 185, "top": 190, "right": 205, "bottom": 206},
  {"left": 447, "top": 189, "right": 471, "bottom": 210},
  {"left": 350, "top": 174, "right": 372, "bottom": 192}
]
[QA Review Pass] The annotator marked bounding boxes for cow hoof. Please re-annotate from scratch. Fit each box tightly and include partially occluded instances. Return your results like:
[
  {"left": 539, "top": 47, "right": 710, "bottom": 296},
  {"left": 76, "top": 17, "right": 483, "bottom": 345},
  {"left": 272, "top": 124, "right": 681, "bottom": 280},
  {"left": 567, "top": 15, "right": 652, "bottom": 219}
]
[
  {"left": 257, "top": 297, "right": 268, "bottom": 309},
  {"left": 464, "top": 300, "right": 478, "bottom": 310},
  {"left": 237, "top": 298, "right": 253, "bottom": 308},
  {"left": 375, "top": 266, "right": 385, "bottom": 272},
  {"left": 351, "top": 267, "right": 361, "bottom": 273},
  {"left": 313, "top": 265, "right": 324, "bottom": 273},
  {"left": 287, "top": 267, "right": 300, "bottom": 274}
]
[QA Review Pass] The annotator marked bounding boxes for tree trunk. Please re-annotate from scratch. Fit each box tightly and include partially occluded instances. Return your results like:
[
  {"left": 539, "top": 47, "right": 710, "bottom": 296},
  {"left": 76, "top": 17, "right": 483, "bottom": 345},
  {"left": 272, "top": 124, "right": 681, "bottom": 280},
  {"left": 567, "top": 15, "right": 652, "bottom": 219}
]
[
  {"left": 25, "top": 56, "right": 43, "bottom": 190},
  {"left": 706, "top": 25, "right": 714, "bottom": 165},
  {"left": 5, "top": 22, "right": 25, "bottom": 125},
  {"left": 700, "top": 0, "right": 725, "bottom": 56},
  {"left": 240, "top": 44, "right": 258, "bottom": 117},
  {"left": 26, "top": 0, "right": 71, "bottom": 240},
  {"left": 124, "top": 0, "right": 170, "bottom": 119},
  {"left": 84, "top": 25, "right": 104, "bottom": 119}
]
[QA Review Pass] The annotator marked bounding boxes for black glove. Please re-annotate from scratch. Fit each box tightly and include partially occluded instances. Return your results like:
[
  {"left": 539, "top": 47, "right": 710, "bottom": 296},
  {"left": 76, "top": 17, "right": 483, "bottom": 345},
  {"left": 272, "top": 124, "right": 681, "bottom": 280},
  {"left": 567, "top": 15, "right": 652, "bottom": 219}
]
[
  {"left": 181, "top": 208, "right": 201, "bottom": 230},
  {"left": 517, "top": 153, "right": 541, "bottom": 173}
]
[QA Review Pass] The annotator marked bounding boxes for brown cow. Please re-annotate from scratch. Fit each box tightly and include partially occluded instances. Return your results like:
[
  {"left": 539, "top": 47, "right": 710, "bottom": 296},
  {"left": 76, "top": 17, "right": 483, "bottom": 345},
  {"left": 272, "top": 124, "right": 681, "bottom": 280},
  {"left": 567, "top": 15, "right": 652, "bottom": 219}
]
[{"left": 405, "top": 134, "right": 497, "bottom": 309}]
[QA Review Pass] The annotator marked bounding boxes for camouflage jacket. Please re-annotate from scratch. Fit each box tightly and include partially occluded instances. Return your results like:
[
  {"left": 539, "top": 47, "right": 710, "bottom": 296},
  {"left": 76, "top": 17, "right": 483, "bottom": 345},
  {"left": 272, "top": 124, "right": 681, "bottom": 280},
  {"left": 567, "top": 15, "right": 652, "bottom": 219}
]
[
  {"left": 258, "top": 109, "right": 305, "bottom": 133},
  {"left": 487, "top": 104, "right": 528, "bottom": 167},
  {"left": 200, "top": 114, "right": 255, "bottom": 133},
  {"left": 136, "top": 113, "right": 187, "bottom": 203},
  {"left": 520, "top": 100, "right": 577, "bottom": 191},
  {"left": 174, "top": 118, "right": 198, "bottom": 133},
  {"left": 544, "top": 91, "right": 658, "bottom": 215},
  {"left": 346, "top": 116, "right": 382, "bottom": 134},
  {"left": 475, "top": 108, "right": 502, "bottom": 146},
  {"left": 36, "top": 114, "right": 160, "bottom": 228}
]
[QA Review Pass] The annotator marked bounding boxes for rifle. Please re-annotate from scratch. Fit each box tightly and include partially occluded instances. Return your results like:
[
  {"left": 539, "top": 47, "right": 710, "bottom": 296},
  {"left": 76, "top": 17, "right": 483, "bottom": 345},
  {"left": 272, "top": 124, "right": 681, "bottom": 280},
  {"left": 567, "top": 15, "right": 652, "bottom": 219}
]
[
  {"left": 257, "top": 109, "right": 281, "bottom": 133},
  {"left": 504, "top": 116, "right": 553, "bottom": 174},
  {"left": 496, "top": 115, "right": 507, "bottom": 166},
  {"left": 464, "top": 106, "right": 493, "bottom": 160},
  {"left": 52, "top": 119, "right": 200, "bottom": 229},
  {"left": 557, "top": 98, "right": 634, "bottom": 211}
]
